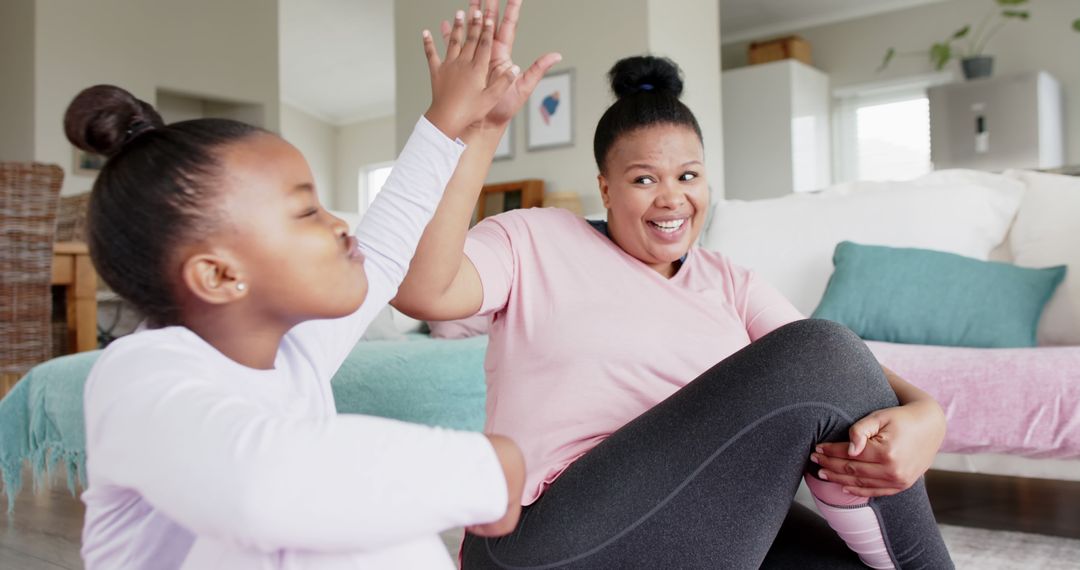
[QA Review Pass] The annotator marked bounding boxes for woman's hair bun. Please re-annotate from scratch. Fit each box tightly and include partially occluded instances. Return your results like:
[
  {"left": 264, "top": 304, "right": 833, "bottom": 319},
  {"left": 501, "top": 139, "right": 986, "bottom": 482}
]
[
  {"left": 64, "top": 85, "right": 164, "bottom": 158},
  {"left": 608, "top": 55, "right": 684, "bottom": 99}
]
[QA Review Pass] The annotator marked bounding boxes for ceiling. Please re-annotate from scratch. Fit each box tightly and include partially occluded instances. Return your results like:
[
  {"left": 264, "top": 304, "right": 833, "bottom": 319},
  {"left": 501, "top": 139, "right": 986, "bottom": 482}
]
[
  {"left": 277, "top": 0, "right": 949, "bottom": 125},
  {"left": 720, "top": 0, "right": 949, "bottom": 44}
]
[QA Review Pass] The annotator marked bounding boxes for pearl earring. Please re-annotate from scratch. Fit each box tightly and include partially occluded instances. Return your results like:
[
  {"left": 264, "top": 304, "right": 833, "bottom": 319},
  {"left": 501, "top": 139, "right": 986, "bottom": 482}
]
[{"left": 236, "top": 282, "right": 247, "bottom": 292}]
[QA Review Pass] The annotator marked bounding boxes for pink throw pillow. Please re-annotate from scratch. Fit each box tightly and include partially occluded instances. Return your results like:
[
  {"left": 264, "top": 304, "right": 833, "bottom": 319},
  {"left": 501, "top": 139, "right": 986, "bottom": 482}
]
[{"left": 428, "top": 314, "right": 491, "bottom": 339}]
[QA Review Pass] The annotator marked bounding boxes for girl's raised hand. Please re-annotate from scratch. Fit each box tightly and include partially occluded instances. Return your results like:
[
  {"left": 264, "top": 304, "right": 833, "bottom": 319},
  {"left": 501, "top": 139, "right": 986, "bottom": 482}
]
[
  {"left": 441, "top": 0, "right": 562, "bottom": 128},
  {"left": 423, "top": 8, "right": 518, "bottom": 140}
]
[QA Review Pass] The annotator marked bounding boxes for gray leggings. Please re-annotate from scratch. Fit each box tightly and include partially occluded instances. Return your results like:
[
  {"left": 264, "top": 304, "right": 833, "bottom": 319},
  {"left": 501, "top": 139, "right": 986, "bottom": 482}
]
[{"left": 462, "top": 319, "right": 953, "bottom": 569}]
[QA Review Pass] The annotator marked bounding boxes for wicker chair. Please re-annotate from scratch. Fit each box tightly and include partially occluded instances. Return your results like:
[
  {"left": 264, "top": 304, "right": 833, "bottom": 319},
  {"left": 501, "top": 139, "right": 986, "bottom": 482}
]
[
  {"left": 1, "top": 163, "right": 64, "bottom": 394},
  {"left": 55, "top": 191, "right": 91, "bottom": 243}
]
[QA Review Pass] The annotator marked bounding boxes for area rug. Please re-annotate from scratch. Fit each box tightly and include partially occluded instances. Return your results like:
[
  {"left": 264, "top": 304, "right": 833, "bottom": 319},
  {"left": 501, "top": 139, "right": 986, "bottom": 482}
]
[
  {"left": 442, "top": 525, "right": 1080, "bottom": 568},
  {"left": 940, "top": 524, "right": 1080, "bottom": 569}
]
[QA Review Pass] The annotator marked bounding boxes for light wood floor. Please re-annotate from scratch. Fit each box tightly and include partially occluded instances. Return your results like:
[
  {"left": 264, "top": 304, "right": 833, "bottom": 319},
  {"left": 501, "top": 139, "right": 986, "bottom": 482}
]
[
  {"left": 1, "top": 471, "right": 84, "bottom": 570},
  {"left": 2, "top": 468, "right": 1078, "bottom": 569},
  {"left": 926, "top": 470, "right": 1080, "bottom": 539}
]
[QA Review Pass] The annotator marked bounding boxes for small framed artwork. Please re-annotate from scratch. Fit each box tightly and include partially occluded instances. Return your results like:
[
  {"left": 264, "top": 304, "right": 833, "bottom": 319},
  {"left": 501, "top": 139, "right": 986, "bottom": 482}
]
[
  {"left": 73, "top": 147, "right": 106, "bottom": 176},
  {"left": 527, "top": 69, "right": 574, "bottom": 151},
  {"left": 494, "top": 119, "right": 514, "bottom": 161}
]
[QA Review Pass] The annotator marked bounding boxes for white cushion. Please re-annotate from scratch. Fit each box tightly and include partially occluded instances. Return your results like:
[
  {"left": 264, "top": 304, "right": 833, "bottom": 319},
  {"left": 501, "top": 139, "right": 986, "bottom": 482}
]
[
  {"left": 1004, "top": 169, "right": 1080, "bottom": 345},
  {"left": 702, "top": 170, "right": 1025, "bottom": 316}
]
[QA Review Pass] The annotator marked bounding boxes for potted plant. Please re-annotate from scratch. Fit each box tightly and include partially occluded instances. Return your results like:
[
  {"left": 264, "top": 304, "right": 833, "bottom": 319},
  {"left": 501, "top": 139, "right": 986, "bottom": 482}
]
[{"left": 879, "top": 0, "right": 1075, "bottom": 80}]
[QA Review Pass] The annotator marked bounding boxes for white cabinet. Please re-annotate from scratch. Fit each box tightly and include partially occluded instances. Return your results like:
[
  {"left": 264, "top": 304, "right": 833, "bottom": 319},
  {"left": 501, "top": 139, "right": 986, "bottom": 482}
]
[
  {"left": 929, "top": 71, "right": 1064, "bottom": 171},
  {"left": 722, "top": 60, "right": 831, "bottom": 201}
]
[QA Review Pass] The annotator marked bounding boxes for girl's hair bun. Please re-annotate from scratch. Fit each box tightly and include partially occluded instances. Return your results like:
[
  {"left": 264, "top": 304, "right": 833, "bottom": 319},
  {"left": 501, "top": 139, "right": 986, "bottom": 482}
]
[
  {"left": 608, "top": 55, "right": 684, "bottom": 99},
  {"left": 64, "top": 85, "right": 164, "bottom": 158}
]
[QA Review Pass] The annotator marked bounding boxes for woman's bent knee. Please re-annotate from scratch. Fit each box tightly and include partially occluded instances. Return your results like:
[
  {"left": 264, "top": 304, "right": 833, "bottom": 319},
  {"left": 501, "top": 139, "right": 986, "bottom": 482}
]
[{"left": 749, "top": 319, "right": 896, "bottom": 411}]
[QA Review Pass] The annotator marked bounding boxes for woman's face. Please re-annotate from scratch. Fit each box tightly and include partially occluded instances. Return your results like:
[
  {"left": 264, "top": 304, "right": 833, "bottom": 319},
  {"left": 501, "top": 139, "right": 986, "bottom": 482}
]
[
  {"left": 598, "top": 123, "right": 708, "bottom": 277},
  {"left": 206, "top": 133, "right": 368, "bottom": 323}
]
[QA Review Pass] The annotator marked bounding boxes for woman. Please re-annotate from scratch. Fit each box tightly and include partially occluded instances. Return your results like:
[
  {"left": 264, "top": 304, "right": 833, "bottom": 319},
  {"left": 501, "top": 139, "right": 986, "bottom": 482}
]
[{"left": 394, "top": 55, "right": 953, "bottom": 568}]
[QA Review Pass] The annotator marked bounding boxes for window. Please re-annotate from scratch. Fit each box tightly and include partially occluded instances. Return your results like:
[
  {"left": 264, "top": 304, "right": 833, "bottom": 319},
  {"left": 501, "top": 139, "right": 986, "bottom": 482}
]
[
  {"left": 833, "top": 73, "right": 952, "bottom": 184},
  {"left": 359, "top": 162, "right": 394, "bottom": 212}
]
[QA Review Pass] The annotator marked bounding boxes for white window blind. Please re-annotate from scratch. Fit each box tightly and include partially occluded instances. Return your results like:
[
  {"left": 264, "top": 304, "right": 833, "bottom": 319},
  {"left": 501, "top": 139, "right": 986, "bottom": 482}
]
[{"left": 833, "top": 73, "right": 953, "bottom": 184}]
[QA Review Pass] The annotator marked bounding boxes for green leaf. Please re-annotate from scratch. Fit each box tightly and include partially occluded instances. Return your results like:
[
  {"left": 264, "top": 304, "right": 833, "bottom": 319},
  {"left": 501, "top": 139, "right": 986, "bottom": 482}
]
[
  {"left": 1073, "top": 18, "right": 1080, "bottom": 32},
  {"left": 1002, "top": 10, "right": 1030, "bottom": 19},
  {"left": 878, "top": 47, "right": 896, "bottom": 72},
  {"left": 930, "top": 43, "right": 952, "bottom": 70},
  {"left": 952, "top": 25, "right": 971, "bottom": 39},
  {"left": 996, "top": 0, "right": 1029, "bottom": 5}
]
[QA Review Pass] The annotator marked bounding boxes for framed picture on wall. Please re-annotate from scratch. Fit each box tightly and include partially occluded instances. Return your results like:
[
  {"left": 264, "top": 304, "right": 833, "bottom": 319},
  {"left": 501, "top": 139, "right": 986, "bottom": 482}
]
[
  {"left": 527, "top": 69, "right": 574, "bottom": 151},
  {"left": 72, "top": 147, "right": 106, "bottom": 176},
  {"left": 494, "top": 119, "right": 514, "bottom": 160}
]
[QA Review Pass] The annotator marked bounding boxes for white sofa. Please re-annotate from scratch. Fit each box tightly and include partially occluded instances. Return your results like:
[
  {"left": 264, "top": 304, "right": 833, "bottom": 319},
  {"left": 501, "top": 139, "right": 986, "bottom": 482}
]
[{"left": 703, "top": 168, "right": 1080, "bottom": 481}]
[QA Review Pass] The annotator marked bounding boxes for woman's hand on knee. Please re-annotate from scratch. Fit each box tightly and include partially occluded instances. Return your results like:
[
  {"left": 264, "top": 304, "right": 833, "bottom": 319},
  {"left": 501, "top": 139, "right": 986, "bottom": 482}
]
[
  {"left": 811, "top": 400, "right": 946, "bottom": 497},
  {"left": 470, "top": 434, "right": 526, "bottom": 537}
]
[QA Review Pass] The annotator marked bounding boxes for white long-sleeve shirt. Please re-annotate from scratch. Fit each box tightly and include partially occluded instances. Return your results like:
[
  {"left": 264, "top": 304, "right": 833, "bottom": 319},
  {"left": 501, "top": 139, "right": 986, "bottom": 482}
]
[{"left": 80, "top": 118, "right": 506, "bottom": 569}]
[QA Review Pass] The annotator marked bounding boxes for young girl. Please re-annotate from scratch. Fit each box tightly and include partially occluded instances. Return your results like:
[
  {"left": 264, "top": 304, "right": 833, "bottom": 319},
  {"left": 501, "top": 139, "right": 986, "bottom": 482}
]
[{"left": 70, "top": 4, "right": 557, "bottom": 568}]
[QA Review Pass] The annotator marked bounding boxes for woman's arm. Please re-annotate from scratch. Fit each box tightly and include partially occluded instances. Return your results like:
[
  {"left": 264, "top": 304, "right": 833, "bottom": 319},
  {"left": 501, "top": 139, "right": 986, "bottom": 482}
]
[
  {"left": 390, "top": 130, "right": 498, "bottom": 321},
  {"left": 811, "top": 365, "right": 947, "bottom": 498},
  {"left": 393, "top": 0, "right": 560, "bottom": 321},
  {"left": 293, "top": 8, "right": 515, "bottom": 365}
]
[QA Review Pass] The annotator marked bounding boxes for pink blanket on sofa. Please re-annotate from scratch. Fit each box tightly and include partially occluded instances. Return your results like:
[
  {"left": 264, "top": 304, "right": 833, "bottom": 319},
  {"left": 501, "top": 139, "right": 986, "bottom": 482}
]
[{"left": 866, "top": 342, "right": 1080, "bottom": 459}]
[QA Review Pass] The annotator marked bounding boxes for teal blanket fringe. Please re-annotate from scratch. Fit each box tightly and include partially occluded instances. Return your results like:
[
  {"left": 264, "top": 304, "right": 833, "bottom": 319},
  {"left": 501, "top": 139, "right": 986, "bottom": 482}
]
[{"left": 0, "top": 334, "right": 488, "bottom": 512}]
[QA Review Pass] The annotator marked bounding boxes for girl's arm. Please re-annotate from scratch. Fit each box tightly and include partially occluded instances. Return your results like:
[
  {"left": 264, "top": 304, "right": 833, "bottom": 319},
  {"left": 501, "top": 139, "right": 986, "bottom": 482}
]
[{"left": 86, "top": 345, "right": 512, "bottom": 553}]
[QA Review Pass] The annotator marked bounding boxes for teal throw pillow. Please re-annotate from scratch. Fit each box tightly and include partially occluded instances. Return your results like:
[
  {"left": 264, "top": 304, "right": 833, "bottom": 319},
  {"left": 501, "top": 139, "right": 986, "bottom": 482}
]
[{"left": 811, "top": 241, "right": 1066, "bottom": 348}]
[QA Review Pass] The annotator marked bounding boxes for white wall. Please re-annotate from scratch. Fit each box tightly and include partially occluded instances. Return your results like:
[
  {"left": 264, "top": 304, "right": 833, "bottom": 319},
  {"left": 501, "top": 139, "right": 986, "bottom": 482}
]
[
  {"left": 280, "top": 103, "right": 338, "bottom": 208},
  {"left": 394, "top": 0, "right": 652, "bottom": 215},
  {"left": 277, "top": 109, "right": 396, "bottom": 214},
  {"left": 33, "top": 0, "right": 280, "bottom": 195},
  {"left": 0, "top": 0, "right": 35, "bottom": 161},
  {"left": 336, "top": 115, "right": 396, "bottom": 213},
  {"left": 647, "top": 0, "right": 725, "bottom": 200},
  {"left": 722, "top": 0, "right": 1080, "bottom": 167}
]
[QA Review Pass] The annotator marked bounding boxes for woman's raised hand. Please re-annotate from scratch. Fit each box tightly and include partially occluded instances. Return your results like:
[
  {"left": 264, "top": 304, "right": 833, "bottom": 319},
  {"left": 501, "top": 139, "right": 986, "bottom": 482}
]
[
  {"left": 422, "top": 8, "right": 519, "bottom": 140},
  {"left": 440, "top": 0, "right": 562, "bottom": 129}
]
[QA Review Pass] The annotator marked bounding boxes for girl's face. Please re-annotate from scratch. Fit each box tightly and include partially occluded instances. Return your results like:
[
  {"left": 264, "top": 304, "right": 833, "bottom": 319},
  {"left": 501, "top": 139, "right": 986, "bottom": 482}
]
[
  {"left": 207, "top": 134, "right": 368, "bottom": 324},
  {"left": 598, "top": 124, "right": 708, "bottom": 277}
]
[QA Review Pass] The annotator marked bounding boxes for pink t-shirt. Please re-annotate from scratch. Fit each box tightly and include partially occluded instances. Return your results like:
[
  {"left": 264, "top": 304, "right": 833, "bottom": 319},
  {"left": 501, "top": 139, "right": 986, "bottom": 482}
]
[{"left": 464, "top": 207, "right": 804, "bottom": 504}]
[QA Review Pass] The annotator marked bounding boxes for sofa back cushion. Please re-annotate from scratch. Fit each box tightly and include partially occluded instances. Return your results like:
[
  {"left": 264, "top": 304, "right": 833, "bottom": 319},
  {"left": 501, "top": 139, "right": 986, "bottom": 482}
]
[
  {"left": 702, "top": 170, "right": 1025, "bottom": 316},
  {"left": 1005, "top": 170, "right": 1080, "bottom": 345}
]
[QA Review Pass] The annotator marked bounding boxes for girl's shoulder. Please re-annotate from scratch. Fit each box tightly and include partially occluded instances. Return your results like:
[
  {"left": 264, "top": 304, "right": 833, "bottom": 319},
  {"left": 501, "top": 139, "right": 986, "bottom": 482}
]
[
  {"left": 86, "top": 327, "right": 219, "bottom": 394},
  {"left": 95, "top": 326, "right": 204, "bottom": 365}
]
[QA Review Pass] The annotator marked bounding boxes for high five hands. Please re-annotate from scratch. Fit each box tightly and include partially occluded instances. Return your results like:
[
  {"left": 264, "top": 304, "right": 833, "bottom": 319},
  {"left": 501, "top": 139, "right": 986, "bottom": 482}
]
[
  {"left": 422, "top": 6, "right": 515, "bottom": 140},
  {"left": 429, "top": 0, "right": 562, "bottom": 133}
]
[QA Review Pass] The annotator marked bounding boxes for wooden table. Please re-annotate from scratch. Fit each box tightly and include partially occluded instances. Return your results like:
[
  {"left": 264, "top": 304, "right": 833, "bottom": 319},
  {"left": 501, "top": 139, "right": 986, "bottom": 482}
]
[{"left": 51, "top": 241, "right": 98, "bottom": 353}]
